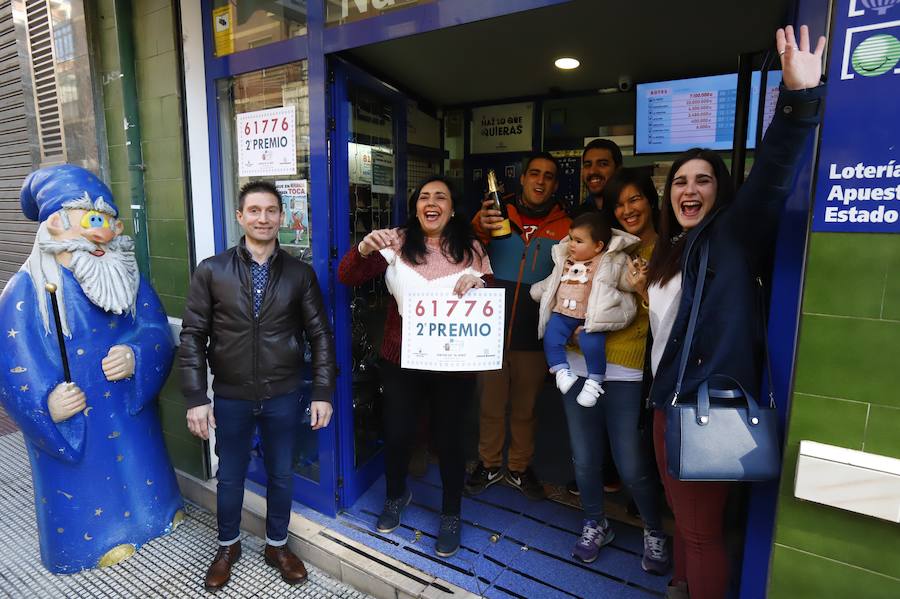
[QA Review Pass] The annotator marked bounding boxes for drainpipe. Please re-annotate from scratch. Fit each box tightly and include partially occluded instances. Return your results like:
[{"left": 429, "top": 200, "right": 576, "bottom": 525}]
[{"left": 112, "top": 0, "right": 151, "bottom": 278}]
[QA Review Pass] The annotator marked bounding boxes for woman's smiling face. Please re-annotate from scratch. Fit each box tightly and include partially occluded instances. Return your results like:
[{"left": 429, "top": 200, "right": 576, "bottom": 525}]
[
  {"left": 670, "top": 159, "right": 718, "bottom": 230},
  {"left": 416, "top": 180, "right": 453, "bottom": 237}
]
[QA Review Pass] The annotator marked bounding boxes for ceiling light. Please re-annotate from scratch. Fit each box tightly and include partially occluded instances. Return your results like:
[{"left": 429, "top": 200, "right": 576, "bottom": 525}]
[{"left": 555, "top": 57, "right": 580, "bottom": 70}]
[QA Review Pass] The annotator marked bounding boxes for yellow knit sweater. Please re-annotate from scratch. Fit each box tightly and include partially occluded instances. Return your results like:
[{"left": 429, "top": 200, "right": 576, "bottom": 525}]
[{"left": 605, "top": 242, "right": 655, "bottom": 369}]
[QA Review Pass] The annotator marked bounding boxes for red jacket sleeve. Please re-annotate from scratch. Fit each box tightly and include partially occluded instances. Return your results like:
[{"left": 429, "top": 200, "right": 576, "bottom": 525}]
[{"left": 337, "top": 245, "right": 388, "bottom": 286}]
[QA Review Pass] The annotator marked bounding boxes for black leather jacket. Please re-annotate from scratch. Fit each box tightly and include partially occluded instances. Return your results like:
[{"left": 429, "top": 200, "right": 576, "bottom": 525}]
[{"left": 179, "top": 239, "right": 335, "bottom": 409}]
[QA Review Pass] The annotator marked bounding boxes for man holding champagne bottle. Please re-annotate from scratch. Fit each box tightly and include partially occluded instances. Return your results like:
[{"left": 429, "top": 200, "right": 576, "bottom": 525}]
[{"left": 466, "top": 152, "right": 571, "bottom": 500}]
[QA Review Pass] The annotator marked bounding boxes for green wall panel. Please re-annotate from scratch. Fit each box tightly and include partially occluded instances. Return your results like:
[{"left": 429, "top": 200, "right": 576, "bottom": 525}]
[
  {"left": 793, "top": 315, "right": 900, "bottom": 409},
  {"left": 768, "top": 545, "right": 900, "bottom": 599},
  {"left": 773, "top": 230, "right": 900, "bottom": 594}
]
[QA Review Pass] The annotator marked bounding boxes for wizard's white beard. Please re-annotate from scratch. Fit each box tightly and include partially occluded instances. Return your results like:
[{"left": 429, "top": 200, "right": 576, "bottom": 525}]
[{"left": 39, "top": 236, "right": 140, "bottom": 314}]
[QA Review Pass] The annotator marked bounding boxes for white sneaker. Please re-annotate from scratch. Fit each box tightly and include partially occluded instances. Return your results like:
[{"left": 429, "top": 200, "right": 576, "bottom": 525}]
[
  {"left": 577, "top": 379, "right": 604, "bottom": 407},
  {"left": 555, "top": 369, "right": 578, "bottom": 394}
]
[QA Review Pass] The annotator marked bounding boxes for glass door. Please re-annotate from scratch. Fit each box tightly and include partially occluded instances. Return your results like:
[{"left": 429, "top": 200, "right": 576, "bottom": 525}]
[
  {"left": 212, "top": 56, "right": 337, "bottom": 515},
  {"left": 330, "top": 59, "right": 408, "bottom": 509}
]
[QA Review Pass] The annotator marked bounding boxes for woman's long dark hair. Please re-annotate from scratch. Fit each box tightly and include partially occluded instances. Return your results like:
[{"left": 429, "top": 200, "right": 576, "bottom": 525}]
[
  {"left": 646, "top": 149, "right": 734, "bottom": 286},
  {"left": 400, "top": 175, "right": 482, "bottom": 266},
  {"left": 601, "top": 167, "right": 660, "bottom": 231}
]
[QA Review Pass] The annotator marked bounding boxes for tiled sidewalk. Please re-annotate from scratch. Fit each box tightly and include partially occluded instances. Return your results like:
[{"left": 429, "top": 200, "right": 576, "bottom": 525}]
[{"left": 0, "top": 427, "right": 371, "bottom": 599}]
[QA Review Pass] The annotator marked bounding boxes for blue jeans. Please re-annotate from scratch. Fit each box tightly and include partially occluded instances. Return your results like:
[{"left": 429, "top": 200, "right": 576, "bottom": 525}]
[
  {"left": 544, "top": 312, "right": 607, "bottom": 381},
  {"left": 562, "top": 379, "right": 663, "bottom": 530},
  {"left": 213, "top": 390, "right": 301, "bottom": 545}
]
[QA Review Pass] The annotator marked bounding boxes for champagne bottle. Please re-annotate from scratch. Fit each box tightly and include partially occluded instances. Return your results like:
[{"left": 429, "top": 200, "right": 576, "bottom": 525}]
[{"left": 487, "top": 169, "right": 512, "bottom": 239}]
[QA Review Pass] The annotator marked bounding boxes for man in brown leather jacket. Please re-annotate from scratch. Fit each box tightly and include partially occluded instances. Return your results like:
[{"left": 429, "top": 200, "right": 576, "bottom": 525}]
[{"left": 179, "top": 181, "right": 336, "bottom": 591}]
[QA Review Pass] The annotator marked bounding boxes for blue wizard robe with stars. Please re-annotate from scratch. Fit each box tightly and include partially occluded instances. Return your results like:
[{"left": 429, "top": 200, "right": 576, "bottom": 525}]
[{"left": 0, "top": 266, "right": 183, "bottom": 574}]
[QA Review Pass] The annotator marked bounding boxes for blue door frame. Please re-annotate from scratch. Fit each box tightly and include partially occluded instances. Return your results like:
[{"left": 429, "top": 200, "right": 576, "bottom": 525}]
[
  {"left": 329, "top": 58, "right": 410, "bottom": 510},
  {"left": 197, "top": 0, "right": 565, "bottom": 519}
]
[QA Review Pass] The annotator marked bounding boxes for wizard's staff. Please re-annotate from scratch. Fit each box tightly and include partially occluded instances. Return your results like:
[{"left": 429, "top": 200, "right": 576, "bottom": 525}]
[{"left": 45, "top": 283, "right": 71, "bottom": 382}]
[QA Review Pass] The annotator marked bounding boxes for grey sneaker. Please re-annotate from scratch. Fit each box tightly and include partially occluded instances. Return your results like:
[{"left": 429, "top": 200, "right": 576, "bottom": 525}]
[
  {"left": 375, "top": 489, "right": 411, "bottom": 533},
  {"left": 435, "top": 514, "right": 461, "bottom": 557},
  {"left": 572, "top": 518, "right": 615, "bottom": 563},
  {"left": 642, "top": 529, "right": 670, "bottom": 575}
]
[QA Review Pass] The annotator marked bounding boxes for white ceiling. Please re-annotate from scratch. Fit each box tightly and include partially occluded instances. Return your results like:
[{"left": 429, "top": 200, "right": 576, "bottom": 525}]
[{"left": 345, "top": 0, "right": 792, "bottom": 106}]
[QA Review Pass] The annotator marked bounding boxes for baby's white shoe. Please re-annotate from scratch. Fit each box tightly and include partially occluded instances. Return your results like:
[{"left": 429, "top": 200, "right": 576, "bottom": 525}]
[
  {"left": 555, "top": 369, "right": 578, "bottom": 394},
  {"left": 577, "top": 379, "right": 605, "bottom": 407}
]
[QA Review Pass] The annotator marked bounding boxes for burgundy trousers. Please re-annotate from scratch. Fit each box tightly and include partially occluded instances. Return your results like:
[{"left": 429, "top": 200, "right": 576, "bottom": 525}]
[{"left": 653, "top": 409, "right": 733, "bottom": 599}]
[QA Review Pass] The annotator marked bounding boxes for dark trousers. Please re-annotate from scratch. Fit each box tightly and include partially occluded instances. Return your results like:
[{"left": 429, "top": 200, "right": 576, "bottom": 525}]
[
  {"left": 653, "top": 409, "right": 732, "bottom": 599},
  {"left": 380, "top": 360, "right": 474, "bottom": 515},
  {"left": 213, "top": 391, "right": 301, "bottom": 544}
]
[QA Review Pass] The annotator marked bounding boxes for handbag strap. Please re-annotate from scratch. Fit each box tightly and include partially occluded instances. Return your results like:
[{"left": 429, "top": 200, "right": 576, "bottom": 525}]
[{"left": 673, "top": 240, "right": 710, "bottom": 404}]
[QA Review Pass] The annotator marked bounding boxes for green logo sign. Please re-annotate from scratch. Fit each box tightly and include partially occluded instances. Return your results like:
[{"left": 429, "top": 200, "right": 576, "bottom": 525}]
[{"left": 851, "top": 34, "right": 900, "bottom": 77}]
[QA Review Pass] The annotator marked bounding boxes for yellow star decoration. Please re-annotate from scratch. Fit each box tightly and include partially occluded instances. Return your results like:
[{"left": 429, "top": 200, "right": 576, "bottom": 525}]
[
  {"left": 20, "top": 385, "right": 28, "bottom": 392},
  {"left": 7, "top": 329, "right": 18, "bottom": 338},
  {"left": 94, "top": 508, "right": 103, "bottom": 516},
  {"left": 104, "top": 391, "right": 111, "bottom": 398},
  {"left": 116, "top": 455, "right": 124, "bottom": 462},
  {"left": 108, "top": 321, "right": 117, "bottom": 329}
]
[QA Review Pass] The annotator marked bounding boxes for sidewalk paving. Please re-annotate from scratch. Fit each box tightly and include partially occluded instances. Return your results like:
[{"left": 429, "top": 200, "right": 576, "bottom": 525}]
[{"left": 0, "top": 425, "right": 372, "bottom": 599}]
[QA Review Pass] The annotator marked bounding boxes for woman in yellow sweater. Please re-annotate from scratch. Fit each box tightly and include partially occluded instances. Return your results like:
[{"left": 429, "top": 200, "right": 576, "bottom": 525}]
[{"left": 565, "top": 168, "right": 667, "bottom": 574}]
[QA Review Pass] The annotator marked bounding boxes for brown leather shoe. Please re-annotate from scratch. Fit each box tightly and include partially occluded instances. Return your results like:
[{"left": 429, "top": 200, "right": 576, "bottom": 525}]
[
  {"left": 264, "top": 544, "right": 308, "bottom": 585},
  {"left": 204, "top": 542, "right": 241, "bottom": 591}
]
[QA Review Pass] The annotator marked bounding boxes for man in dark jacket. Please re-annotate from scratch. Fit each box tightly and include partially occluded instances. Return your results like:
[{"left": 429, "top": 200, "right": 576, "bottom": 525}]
[
  {"left": 180, "top": 181, "right": 335, "bottom": 592},
  {"left": 466, "top": 153, "right": 571, "bottom": 500},
  {"left": 569, "top": 138, "right": 622, "bottom": 219}
]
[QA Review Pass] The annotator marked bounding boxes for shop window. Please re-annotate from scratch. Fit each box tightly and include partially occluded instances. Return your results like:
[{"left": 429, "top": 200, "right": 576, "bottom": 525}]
[
  {"left": 212, "top": 0, "right": 307, "bottom": 57},
  {"left": 216, "top": 61, "right": 312, "bottom": 263},
  {"left": 325, "top": 0, "right": 431, "bottom": 27}
]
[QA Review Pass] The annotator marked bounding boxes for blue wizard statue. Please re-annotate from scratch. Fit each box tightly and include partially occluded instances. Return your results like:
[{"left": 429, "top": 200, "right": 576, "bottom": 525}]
[{"left": 0, "top": 165, "right": 184, "bottom": 573}]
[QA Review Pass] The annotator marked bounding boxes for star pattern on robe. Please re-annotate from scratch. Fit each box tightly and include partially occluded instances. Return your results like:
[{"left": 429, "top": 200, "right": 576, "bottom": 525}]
[{"left": 7, "top": 329, "right": 17, "bottom": 338}]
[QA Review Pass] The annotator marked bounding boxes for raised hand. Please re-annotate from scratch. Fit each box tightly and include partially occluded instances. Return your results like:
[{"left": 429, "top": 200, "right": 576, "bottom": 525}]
[
  {"left": 777, "top": 25, "right": 826, "bottom": 91},
  {"left": 358, "top": 228, "right": 400, "bottom": 257}
]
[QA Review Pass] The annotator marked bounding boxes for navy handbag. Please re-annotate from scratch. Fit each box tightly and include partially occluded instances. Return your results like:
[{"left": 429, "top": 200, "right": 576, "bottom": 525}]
[{"left": 665, "top": 241, "right": 781, "bottom": 482}]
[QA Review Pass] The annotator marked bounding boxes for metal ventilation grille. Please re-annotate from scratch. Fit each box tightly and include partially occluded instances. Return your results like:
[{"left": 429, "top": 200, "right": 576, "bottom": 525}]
[{"left": 24, "top": 0, "right": 65, "bottom": 162}]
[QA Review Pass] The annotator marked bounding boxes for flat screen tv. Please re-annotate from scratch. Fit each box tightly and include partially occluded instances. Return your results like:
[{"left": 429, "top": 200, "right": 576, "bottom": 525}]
[{"left": 635, "top": 71, "right": 782, "bottom": 154}]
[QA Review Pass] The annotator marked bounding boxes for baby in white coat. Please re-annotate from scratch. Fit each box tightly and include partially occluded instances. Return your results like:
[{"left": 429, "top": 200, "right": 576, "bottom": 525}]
[{"left": 531, "top": 213, "right": 638, "bottom": 407}]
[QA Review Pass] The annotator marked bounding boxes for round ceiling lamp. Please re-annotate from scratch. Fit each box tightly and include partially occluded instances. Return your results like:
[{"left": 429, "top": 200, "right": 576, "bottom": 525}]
[{"left": 554, "top": 57, "right": 580, "bottom": 70}]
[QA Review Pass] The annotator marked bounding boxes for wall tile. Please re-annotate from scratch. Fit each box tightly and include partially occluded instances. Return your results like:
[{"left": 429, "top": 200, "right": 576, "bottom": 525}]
[
  {"left": 104, "top": 108, "right": 125, "bottom": 147},
  {"left": 158, "top": 396, "right": 191, "bottom": 442},
  {"left": 793, "top": 315, "right": 900, "bottom": 408},
  {"left": 783, "top": 393, "right": 869, "bottom": 451},
  {"left": 151, "top": 8, "right": 176, "bottom": 55},
  {"left": 160, "top": 94, "right": 183, "bottom": 138},
  {"left": 142, "top": 137, "right": 184, "bottom": 181},
  {"left": 138, "top": 97, "right": 165, "bottom": 140},
  {"left": 880, "top": 235, "right": 900, "bottom": 320},
  {"left": 774, "top": 493, "right": 900, "bottom": 579},
  {"left": 135, "top": 0, "right": 172, "bottom": 18},
  {"left": 802, "top": 233, "right": 889, "bottom": 319},
  {"left": 136, "top": 53, "right": 179, "bottom": 98},
  {"left": 159, "top": 293, "right": 185, "bottom": 318},
  {"left": 107, "top": 143, "right": 129, "bottom": 183},
  {"left": 148, "top": 218, "right": 189, "bottom": 261},
  {"left": 768, "top": 545, "right": 900, "bottom": 599},
  {"left": 149, "top": 256, "right": 190, "bottom": 297},
  {"left": 145, "top": 178, "right": 187, "bottom": 221},
  {"left": 162, "top": 431, "right": 206, "bottom": 479},
  {"left": 864, "top": 406, "right": 900, "bottom": 460}
]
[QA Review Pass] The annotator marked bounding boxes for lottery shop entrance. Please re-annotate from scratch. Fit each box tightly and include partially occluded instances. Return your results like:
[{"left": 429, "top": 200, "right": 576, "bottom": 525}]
[{"left": 321, "top": 1, "right": 816, "bottom": 597}]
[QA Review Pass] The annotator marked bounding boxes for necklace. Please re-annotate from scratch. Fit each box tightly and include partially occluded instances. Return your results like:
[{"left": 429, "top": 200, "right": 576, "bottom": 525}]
[{"left": 670, "top": 230, "right": 688, "bottom": 245}]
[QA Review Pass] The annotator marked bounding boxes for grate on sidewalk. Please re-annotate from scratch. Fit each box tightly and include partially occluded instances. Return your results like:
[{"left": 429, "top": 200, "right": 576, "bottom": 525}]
[{"left": 0, "top": 432, "right": 372, "bottom": 599}]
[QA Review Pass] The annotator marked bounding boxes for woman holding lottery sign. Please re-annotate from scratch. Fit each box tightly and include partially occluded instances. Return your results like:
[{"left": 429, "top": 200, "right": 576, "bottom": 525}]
[{"left": 338, "top": 175, "right": 492, "bottom": 558}]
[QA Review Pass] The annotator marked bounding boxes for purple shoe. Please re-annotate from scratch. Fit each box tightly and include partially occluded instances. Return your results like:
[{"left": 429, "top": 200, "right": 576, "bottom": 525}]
[
  {"left": 572, "top": 519, "right": 615, "bottom": 563},
  {"left": 642, "top": 529, "right": 670, "bottom": 575}
]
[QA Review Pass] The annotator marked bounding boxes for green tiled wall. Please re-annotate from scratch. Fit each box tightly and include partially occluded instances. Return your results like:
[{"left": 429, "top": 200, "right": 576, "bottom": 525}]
[
  {"left": 770, "top": 232, "right": 900, "bottom": 598},
  {"left": 96, "top": 1, "right": 204, "bottom": 478}
]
